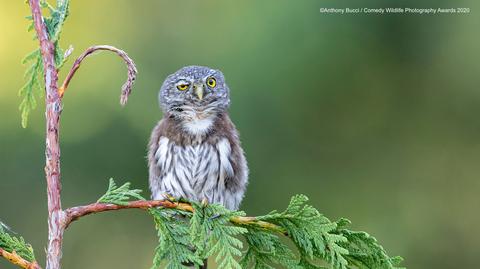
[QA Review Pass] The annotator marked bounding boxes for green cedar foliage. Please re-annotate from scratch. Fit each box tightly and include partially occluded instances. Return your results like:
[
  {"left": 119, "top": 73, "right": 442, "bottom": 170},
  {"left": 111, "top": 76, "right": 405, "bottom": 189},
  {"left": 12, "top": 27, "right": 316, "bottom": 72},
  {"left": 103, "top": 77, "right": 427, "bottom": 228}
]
[
  {"left": 99, "top": 179, "right": 404, "bottom": 269},
  {"left": 0, "top": 178, "right": 404, "bottom": 269},
  {"left": 150, "top": 208, "right": 204, "bottom": 269},
  {"left": 0, "top": 224, "right": 36, "bottom": 262},
  {"left": 21, "top": 0, "right": 70, "bottom": 128},
  {"left": 97, "top": 178, "right": 145, "bottom": 205}
]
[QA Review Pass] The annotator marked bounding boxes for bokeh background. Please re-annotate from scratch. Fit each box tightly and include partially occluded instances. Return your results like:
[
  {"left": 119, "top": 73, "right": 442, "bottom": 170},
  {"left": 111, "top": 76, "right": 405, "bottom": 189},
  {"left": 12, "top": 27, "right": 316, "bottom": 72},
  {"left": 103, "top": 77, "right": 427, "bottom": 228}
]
[{"left": 1, "top": 0, "right": 479, "bottom": 268}]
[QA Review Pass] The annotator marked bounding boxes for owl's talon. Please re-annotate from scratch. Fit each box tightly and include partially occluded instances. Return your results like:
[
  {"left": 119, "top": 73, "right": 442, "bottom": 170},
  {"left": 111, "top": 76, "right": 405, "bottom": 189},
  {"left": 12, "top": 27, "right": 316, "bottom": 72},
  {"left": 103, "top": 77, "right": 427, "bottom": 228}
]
[
  {"left": 162, "top": 193, "right": 176, "bottom": 203},
  {"left": 201, "top": 198, "right": 209, "bottom": 207}
]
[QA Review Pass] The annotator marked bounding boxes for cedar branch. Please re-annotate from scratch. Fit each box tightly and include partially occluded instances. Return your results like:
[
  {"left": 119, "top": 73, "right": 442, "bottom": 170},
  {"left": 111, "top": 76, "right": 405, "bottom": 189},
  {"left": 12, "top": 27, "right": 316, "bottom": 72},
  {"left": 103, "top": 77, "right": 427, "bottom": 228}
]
[
  {"left": 0, "top": 248, "right": 41, "bottom": 269},
  {"left": 63, "top": 200, "right": 287, "bottom": 234}
]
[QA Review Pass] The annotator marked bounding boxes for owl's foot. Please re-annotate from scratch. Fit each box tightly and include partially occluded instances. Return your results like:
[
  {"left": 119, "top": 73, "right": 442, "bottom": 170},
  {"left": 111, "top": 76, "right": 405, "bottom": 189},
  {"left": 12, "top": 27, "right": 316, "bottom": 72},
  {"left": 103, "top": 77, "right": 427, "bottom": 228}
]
[
  {"left": 201, "top": 198, "right": 209, "bottom": 207},
  {"left": 161, "top": 193, "right": 177, "bottom": 203}
]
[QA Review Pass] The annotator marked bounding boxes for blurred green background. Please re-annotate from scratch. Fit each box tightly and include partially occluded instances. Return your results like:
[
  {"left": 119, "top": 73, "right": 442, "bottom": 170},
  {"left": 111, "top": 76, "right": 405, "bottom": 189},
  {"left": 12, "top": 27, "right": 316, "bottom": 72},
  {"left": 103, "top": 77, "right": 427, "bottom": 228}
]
[{"left": 1, "top": 0, "right": 479, "bottom": 268}]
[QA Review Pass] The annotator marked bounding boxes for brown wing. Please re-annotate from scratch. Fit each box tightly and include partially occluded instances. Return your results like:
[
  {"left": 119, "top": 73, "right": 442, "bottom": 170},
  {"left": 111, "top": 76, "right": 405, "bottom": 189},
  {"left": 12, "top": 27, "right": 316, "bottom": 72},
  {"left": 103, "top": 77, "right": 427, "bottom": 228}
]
[
  {"left": 210, "top": 114, "right": 249, "bottom": 209},
  {"left": 147, "top": 120, "right": 165, "bottom": 199}
]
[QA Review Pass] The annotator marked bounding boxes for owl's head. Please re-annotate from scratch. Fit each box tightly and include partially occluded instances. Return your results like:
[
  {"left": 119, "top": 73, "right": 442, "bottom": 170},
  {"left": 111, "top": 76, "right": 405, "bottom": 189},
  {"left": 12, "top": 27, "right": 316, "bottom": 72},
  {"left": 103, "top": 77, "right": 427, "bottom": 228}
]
[{"left": 159, "top": 66, "right": 230, "bottom": 117}]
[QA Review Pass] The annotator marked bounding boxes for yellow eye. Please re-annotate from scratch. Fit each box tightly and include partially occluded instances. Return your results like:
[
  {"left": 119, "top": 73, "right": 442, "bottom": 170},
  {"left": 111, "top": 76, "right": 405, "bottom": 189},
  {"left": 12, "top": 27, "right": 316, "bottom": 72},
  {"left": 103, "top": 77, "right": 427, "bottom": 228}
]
[
  {"left": 176, "top": 83, "right": 189, "bottom": 91},
  {"left": 207, "top": 77, "right": 216, "bottom": 88}
]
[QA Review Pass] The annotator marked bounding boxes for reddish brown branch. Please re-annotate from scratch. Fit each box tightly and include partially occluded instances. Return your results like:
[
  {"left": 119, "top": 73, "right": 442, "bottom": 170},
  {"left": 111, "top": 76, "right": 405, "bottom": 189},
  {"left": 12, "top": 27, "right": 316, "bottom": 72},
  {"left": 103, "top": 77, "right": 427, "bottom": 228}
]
[
  {"left": 58, "top": 45, "right": 138, "bottom": 105},
  {"left": 63, "top": 200, "right": 286, "bottom": 234},
  {"left": 28, "top": 1, "right": 64, "bottom": 269},
  {"left": 64, "top": 200, "right": 193, "bottom": 227},
  {"left": 0, "top": 248, "right": 42, "bottom": 269}
]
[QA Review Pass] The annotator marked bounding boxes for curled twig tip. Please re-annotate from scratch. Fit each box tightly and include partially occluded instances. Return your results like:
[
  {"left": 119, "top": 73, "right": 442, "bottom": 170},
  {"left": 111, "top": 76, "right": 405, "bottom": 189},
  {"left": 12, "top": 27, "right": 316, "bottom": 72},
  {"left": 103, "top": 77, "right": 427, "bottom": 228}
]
[
  {"left": 59, "top": 45, "right": 138, "bottom": 105},
  {"left": 120, "top": 60, "right": 137, "bottom": 106}
]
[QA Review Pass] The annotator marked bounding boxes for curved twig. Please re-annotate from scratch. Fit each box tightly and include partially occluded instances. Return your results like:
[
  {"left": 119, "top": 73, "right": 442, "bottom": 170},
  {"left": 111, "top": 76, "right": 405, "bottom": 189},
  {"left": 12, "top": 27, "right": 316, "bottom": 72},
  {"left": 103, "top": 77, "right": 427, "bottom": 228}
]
[
  {"left": 0, "top": 248, "right": 42, "bottom": 269},
  {"left": 58, "top": 45, "right": 138, "bottom": 105}
]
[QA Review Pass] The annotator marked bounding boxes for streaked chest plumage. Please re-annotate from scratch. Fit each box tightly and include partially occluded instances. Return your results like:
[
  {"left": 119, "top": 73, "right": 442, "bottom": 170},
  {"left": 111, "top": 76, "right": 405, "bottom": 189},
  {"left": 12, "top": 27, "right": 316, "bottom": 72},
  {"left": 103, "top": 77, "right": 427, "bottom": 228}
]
[
  {"left": 148, "top": 112, "right": 248, "bottom": 210},
  {"left": 151, "top": 136, "right": 236, "bottom": 208}
]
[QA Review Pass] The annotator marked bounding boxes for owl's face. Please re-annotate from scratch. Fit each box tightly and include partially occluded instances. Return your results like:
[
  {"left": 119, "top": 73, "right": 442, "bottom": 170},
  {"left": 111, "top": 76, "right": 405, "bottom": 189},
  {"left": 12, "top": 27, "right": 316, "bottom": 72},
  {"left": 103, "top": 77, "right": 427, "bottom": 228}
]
[{"left": 159, "top": 66, "right": 230, "bottom": 118}]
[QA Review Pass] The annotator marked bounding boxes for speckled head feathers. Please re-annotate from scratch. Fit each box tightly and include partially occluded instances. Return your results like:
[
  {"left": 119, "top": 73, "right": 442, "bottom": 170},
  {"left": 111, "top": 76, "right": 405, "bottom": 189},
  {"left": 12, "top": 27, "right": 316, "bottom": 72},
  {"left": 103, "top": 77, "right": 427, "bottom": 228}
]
[{"left": 159, "top": 66, "right": 230, "bottom": 115}]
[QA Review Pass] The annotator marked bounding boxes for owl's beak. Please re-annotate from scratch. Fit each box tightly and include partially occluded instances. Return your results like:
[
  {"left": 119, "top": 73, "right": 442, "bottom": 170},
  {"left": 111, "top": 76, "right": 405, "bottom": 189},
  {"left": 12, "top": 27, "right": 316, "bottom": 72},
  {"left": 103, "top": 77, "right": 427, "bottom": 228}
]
[{"left": 194, "top": 84, "right": 204, "bottom": 100}]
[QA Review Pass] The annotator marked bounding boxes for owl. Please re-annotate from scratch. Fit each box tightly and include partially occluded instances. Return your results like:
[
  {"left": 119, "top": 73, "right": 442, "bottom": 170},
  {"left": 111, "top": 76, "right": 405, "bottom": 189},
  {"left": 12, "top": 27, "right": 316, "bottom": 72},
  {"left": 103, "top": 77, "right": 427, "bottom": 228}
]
[{"left": 148, "top": 66, "right": 248, "bottom": 210}]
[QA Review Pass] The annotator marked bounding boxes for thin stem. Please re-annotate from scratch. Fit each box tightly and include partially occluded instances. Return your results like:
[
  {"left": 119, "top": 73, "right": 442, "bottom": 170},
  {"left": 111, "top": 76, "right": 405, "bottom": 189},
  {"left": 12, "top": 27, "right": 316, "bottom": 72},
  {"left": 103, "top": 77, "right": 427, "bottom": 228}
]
[
  {"left": 63, "top": 200, "right": 287, "bottom": 235},
  {"left": 0, "top": 248, "right": 42, "bottom": 269},
  {"left": 28, "top": 1, "right": 64, "bottom": 269},
  {"left": 58, "top": 45, "right": 138, "bottom": 105},
  {"left": 230, "top": 216, "right": 287, "bottom": 235}
]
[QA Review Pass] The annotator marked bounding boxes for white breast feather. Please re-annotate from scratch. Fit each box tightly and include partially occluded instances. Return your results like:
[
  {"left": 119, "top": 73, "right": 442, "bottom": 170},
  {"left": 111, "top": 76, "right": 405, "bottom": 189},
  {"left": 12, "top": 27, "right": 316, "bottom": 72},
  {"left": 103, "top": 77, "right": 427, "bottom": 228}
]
[
  {"left": 217, "top": 138, "right": 234, "bottom": 178},
  {"left": 182, "top": 117, "right": 214, "bottom": 135},
  {"left": 154, "top": 137, "right": 170, "bottom": 171}
]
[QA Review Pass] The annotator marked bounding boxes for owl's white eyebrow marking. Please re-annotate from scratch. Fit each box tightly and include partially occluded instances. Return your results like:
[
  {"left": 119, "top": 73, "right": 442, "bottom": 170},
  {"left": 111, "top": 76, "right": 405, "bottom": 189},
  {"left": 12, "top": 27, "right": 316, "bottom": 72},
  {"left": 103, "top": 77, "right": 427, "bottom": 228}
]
[{"left": 175, "top": 79, "right": 191, "bottom": 86}]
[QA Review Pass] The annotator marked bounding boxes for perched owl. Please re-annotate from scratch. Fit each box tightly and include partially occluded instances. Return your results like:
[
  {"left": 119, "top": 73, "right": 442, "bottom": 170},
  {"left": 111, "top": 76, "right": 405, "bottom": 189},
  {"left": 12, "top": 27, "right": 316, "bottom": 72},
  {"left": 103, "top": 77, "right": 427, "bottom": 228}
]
[{"left": 148, "top": 66, "right": 248, "bottom": 210}]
